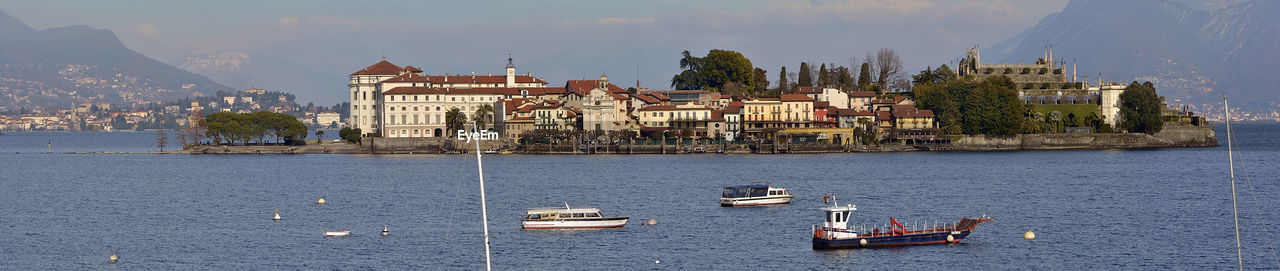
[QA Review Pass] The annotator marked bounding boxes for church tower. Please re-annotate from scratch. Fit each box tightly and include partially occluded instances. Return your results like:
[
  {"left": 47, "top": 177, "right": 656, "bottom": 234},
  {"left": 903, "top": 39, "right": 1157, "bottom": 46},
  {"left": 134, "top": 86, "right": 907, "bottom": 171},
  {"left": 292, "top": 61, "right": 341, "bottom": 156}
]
[{"left": 505, "top": 56, "right": 516, "bottom": 87}]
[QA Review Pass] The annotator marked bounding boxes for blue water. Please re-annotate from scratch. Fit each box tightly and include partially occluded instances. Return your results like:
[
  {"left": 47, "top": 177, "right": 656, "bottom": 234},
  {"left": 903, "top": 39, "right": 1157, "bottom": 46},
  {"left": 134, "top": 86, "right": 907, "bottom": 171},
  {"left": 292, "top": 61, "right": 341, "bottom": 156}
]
[{"left": 1, "top": 124, "right": 1278, "bottom": 270}]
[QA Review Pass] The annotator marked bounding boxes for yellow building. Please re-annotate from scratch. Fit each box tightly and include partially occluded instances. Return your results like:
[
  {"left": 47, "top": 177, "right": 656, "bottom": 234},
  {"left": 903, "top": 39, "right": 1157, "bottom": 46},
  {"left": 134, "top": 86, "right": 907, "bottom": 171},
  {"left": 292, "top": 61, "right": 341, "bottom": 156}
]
[{"left": 637, "top": 101, "right": 714, "bottom": 137}]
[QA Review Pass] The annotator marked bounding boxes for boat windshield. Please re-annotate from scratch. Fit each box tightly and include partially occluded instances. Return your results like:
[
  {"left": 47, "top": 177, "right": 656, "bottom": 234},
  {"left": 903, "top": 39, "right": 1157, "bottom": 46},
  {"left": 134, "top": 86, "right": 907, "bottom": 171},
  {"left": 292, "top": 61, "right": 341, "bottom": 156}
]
[{"left": 724, "top": 185, "right": 770, "bottom": 198}]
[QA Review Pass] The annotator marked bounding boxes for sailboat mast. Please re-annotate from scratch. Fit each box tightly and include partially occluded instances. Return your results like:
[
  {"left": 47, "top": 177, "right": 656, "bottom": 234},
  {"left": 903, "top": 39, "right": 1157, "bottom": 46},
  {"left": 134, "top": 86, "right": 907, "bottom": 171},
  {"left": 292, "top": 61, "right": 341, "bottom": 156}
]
[
  {"left": 472, "top": 122, "right": 493, "bottom": 271},
  {"left": 1225, "top": 96, "right": 1243, "bottom": 270}
]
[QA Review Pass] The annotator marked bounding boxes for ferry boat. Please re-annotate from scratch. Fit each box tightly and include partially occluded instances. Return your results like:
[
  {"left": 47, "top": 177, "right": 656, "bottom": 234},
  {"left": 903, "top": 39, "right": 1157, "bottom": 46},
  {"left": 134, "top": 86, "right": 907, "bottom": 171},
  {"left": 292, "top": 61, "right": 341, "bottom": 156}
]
[
  {"left": 811, "top": 200, "right": 992, "bottom": 249},
  {"left": 323, "top": 230, "right": 350, "bottom": 237},
  {"left": 521, "top": 204, "right": 629, "bottom": 229},
  {"left": 720, "top": 184, "right": 794, "bottom": 206}
]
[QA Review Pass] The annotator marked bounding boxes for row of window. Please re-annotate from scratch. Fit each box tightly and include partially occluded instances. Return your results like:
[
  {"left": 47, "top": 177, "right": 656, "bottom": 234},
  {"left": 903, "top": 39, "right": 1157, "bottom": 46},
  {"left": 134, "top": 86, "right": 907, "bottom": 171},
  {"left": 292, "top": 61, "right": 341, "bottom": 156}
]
[
  {"left": 388, "top": 114, "right": 445, "bottom": 125},
  {"left": 388, "top": 95, "right": 498, "bottom": 102}
]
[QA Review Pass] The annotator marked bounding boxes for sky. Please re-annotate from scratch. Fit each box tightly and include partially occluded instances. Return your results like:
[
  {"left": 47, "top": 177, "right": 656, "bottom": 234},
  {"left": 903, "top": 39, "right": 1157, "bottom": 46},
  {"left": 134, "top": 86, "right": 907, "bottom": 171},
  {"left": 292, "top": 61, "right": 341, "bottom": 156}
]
[{"left": 1, "top": 0, "right": 1068, "bottom": 104}]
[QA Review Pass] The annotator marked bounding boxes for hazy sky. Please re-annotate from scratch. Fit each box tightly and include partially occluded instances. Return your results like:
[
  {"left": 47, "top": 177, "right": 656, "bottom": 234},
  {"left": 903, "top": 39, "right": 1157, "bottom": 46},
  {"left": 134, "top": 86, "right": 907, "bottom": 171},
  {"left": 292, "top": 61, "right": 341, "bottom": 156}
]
[{"left": 2, "top": 0, "right": 1068, "bottom": 104}]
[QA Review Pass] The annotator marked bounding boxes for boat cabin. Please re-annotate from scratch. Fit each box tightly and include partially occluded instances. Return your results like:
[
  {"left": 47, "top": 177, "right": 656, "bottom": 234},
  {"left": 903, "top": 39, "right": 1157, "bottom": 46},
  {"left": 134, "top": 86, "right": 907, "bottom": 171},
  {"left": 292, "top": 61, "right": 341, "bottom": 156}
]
[
  {"left": 523, "top": 208, "right": 604, "bottom": 220},
  {"left": 722, "top": 184, "right": 789, "bottom": 199},
  {"left": 822, "top": 204, "right": 857, "bottom": 230}
]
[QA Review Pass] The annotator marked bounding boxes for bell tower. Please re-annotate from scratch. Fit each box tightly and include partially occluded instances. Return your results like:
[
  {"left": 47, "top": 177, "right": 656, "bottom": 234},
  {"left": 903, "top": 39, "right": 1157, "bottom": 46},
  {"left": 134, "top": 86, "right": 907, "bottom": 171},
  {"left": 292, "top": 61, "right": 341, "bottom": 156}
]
[{"left": 505, "top": 55, "right": 516, "bottom": 87}]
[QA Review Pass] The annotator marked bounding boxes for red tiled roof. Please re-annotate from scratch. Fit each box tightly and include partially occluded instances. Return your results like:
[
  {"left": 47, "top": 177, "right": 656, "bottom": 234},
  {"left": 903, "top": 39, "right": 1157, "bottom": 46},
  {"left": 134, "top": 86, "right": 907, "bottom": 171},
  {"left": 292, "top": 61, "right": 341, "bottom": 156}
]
[
  {"left": 351, "top": 59, "right": 402, "bottom": 76},
  {"left": 711, "top": 110, "right": 726, "bottom": 122},
  {"left": 566, "top": 80, "right": 627, "bottom": 95},
  {"left": 633, "top": 94, "right": 661, "bottom": 104},
  {"left": 876, "top": 111, "right": 892, "bottom": 121},
  {"left": 813, "top": 101, "right": 829, "bottom": 108},
  {"left": 780, "top": 94, "right": 813, "bottom": 102},
  {"left": 795, "top": 86, "right": 822, "bottom": 94},
  {"left": 723, "top": 101, "right": 743, "bottom": 114},
  {"left": 425, "top": 74, "right": 549, "bottom": 85},
  {"left": 848, "top": 91, "right": 876, "bottom": 98},
  {"left": 380, "top": 72, "right": 432, "bottom": 83},
  {"left": 871, "top": 98, "right": 895, "bottom": 104},
  {"left": 891, "top": 105, "right": 934, "bottom": 118}
]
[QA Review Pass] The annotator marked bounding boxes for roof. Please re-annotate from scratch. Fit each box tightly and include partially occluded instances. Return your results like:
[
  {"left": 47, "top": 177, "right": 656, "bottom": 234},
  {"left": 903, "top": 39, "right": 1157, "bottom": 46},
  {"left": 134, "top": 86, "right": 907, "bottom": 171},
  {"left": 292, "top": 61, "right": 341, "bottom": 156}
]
[
  {"left": 876, "top": 111, "right": 892, "bottom": 121},
  {"left": 633, "top": 94, "right": 661, "bottom": 104},
  {"left": 425, "top": 74, "right": 549, "bottom": 85},
  {"left": 382, "top": 86, "right": 568, "bottom": 96},
  {"left": 711, "top": 110, "right": 726, "bottom": 122},
  {"left": 813, "top": 101, "right": 829, "bottom": 108},
  {"left": 723, "top": 101, "right": 744, "bottom": 114},
  {"left": 848, "top": 91, "right": 876, "bottom": 98},
  {"left": 351, "top": 59, "right": 402, "bottom": 76},
  {"left": 566, "top": 80, "right": 627, "bottom": 95},
  {"left": 380, "top": 72, "right": 432, "bottom": 83},
  {"left": 838, "top": 109, "right": 875, "bottom": 117},
  {"left": 780, "top": 94, "right": 813, "bottom": 102},
  {"left": 892, "top": 105, "right": 934, "bottom": 118},
  {"left": 795, "top": 86, "right": 822, "bottom": 94},
  {"left": 637, "top": 105, "right": 711, "bottom": 111}
]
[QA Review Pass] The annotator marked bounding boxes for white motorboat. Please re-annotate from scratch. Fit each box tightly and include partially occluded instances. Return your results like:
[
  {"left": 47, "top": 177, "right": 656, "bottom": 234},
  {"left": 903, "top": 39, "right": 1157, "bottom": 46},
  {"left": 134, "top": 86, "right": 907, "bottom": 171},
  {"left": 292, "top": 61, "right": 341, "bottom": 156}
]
[
  {"left": 522, "top": 204, "right": 629, "bottom": 229},
  {"left": 720, "top": 184, "right": 795, "bottom": 206},
  {"left": 323, "top": 230, "right": 350, "bottom": 237}
]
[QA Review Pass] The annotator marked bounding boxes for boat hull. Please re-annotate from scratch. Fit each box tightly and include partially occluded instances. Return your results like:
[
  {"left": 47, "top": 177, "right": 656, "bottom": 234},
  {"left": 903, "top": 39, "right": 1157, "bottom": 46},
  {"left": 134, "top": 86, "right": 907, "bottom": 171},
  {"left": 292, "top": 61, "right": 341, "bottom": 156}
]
[
  {"left": 522, "top": 217, "right": 629, "bottom": 229},
  {"left": 812, "top": 230, "right": 972, "bottom": 249},
  {"left": 323, "top": 231, "right": 350, "bottom": 237},
  {"left": 720, "top": 195, "right": 795, "bottom": 206}
]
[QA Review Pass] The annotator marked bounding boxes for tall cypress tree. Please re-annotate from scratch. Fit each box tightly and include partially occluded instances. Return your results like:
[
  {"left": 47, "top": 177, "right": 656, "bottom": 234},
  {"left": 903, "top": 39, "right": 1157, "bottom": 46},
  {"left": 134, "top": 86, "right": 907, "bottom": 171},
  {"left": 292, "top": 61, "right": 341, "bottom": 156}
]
[
  {"left": 818, "top": 63, "right": 830, "bottom": 87},
  {"left": 857, "top": 62, "right": 872, "bottom": 91},
  {"left": 797, "top": 62, "right": 812, "bottom": 87},
  {"left": 777, "top": 66, "right": 789, "bottom": 93}
]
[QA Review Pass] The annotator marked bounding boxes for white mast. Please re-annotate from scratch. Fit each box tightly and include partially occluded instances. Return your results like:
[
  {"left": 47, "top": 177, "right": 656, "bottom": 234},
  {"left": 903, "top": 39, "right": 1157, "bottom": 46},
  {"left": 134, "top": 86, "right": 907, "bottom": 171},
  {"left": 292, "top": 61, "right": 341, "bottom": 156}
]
[
  {"left": 1225, "top": 96, "right": 1243, "bottom": 270},
  {"left": 472, "top": 121, "right": 493, "bottom": 271}
]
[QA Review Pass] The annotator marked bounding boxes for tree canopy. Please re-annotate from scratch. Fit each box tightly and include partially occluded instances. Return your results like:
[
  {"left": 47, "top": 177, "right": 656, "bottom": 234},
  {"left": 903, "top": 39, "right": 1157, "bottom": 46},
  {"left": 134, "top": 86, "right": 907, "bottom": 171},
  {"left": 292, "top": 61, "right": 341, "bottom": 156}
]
[
  {"left": 1119, "top": 81, "right": 1164, "bottom": 134},
  {"left": 669, "top": 49, "right": 756, "bottom": 92},
  {"left": 913, "top": 70, "right": 1024, "bottom": 136},
  {"left": 205, "top": 111, "right": 308, "bottom": 145}
]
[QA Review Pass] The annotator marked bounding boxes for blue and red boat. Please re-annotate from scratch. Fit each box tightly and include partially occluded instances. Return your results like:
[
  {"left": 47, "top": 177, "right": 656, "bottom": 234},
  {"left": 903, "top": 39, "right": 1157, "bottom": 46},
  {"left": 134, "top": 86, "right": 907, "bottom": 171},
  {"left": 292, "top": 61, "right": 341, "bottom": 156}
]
[{"left": 811, "top": 200, "right": 992, "bottom": 249}]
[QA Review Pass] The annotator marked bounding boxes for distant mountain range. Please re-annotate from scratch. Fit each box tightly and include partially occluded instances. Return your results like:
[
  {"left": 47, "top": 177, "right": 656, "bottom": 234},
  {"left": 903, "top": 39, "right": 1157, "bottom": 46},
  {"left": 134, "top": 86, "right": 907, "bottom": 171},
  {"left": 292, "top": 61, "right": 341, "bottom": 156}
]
[
  {"left": 176, "top": 52, "right": 337, "bottom": 106},
  {"left": 986, "top": 0, "right": 1280, "bottom": 113},
  {"left": 0, "top": 9, "right": 230, "bottom": 112}
]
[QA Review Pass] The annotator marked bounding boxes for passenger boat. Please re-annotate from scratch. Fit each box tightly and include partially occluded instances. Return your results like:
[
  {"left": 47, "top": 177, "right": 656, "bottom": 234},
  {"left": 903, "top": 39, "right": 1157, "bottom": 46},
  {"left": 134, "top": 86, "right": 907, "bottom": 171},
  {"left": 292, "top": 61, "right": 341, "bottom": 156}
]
[
  {"left": 811, "top": 199, "right": 992, "bottom": 249},
  {"left": 521, "top": 204, "right": 629, "bottom": 229},
  {"left": 323, "top": 230, "right": 350, "bottom": 237},
  {"left": 720, "top": 184, "right": 794, "bottom": 206}
]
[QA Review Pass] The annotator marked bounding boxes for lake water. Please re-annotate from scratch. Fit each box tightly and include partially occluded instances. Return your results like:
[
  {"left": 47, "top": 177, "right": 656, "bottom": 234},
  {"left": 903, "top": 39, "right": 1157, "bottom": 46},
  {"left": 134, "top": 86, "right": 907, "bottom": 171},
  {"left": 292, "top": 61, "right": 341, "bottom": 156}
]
[{"left": 1, "top": 124, "right": 1279, "bottom": 270}]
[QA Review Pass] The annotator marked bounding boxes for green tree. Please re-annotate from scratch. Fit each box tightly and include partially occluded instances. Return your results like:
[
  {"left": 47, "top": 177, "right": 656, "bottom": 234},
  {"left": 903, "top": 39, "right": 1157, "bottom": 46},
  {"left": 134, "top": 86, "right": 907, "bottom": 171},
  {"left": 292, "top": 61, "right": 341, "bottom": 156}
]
[
  {"left": 817, "top": 63, "right": 830, "bottom": 87},
  {"left": 834, "top": 65, "right": 855, "bottom": 90},
  {"left": 1118, "top": 81, "right": 1164, "bottom": 134},
  {"left": 669, "top": 49, "right": 755, "bottom": 92},
  {"left": 445, "top": 108, "right": 466, "bottom": 136},
  {"left": 752, "top": 67, "right": 770, "bottom": 97},
  {"left": 473, "top": 104, "right": 494, "bottom": 130},
  {"left": 315, "top": 130, "right": 325, "bottom": 144},
  {"left": 857, "top": 62, "right": 872, "bottom": 91},
  {"left": 797, "top": 62, "right": 812, "bottom": 87}
]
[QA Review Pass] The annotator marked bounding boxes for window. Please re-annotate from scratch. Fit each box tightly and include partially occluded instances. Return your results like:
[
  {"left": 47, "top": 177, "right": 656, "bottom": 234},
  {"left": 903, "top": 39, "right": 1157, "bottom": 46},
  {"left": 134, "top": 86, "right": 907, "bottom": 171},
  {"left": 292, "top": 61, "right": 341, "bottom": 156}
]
[{"left": 401, "top": 129, "right": 407, "bottom": 135}]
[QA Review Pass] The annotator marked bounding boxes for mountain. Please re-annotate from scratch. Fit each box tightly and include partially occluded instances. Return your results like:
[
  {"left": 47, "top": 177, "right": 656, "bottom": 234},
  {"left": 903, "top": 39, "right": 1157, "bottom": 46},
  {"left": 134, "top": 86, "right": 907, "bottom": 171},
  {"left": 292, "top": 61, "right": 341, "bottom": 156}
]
[
  {"left": 0, "top": 9, "right": 231, "bottom": 112},
  {"left": 985, "top": 0, "right": 1280, "bottom": 113},
  {"left": 177, "top": 52, "right": 340, "bottom": 105}
]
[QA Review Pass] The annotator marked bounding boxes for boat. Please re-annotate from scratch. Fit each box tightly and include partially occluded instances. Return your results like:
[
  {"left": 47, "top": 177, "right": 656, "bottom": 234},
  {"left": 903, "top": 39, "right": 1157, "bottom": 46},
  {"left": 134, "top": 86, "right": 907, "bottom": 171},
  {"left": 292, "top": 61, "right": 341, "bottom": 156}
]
[
  {"left": 692, "top": 147, "right": 705, "bottom": 153},
  {"left": 521, "top": 203, "right": 629, "bottom": 229},
  {"left": 323, "top": 230, "right": 350, "bottom": 237},
  {"left": 811, "top": 199, "right": 992, "bottom": 249},
  {"left": 720, "top": 184, "right": 795, "bottom": 206}
]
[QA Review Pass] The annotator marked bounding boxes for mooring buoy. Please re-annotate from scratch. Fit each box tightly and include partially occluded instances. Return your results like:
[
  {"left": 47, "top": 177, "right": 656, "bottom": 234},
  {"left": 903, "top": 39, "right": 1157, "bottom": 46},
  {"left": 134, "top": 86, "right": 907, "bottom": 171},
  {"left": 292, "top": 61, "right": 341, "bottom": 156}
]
[
  {"left": 273, "top": 209, "right": 281, "bottom": 221},
  {"left": 317, "top": 197, "right": 326, "bottom": 205},
  {"left": 1024, "top": 230, "right": 1036, "bottom": 240},
  {"left": 381, "top": 226, "right": 389, "bottom": 236},
  {"left": 109, "top": 253, "right": 118, "bottom": 263}
]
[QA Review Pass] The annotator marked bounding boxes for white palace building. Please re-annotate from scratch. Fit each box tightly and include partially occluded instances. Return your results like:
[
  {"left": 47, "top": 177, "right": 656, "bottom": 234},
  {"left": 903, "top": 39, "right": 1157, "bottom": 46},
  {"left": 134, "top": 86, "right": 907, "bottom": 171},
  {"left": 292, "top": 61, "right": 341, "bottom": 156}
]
[{"left": 347, "top": 57, "right": 559, "bottom": 138}]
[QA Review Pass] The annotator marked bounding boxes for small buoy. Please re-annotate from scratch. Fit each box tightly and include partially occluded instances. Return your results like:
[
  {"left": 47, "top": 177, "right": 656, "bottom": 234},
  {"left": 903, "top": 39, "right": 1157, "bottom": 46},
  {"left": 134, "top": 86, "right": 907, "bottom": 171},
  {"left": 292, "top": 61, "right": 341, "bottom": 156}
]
[
  {"left": 654, "top": 260, "right": 661, "bottom": 264},
  {"left": 646, "top": 218, "right": 657, "bottom": 226},
  {"left": 946, "top": 234, "right": 955, "bottom": 243},
  {"left": 109, "top": 253, "right": 118, "bottom": 263},
  {"left": 1024, "top": 230, "right": 1036, "bottom": 240},
  {"left": 381, "top": 226, "right": 389, "bottom": 236},
  {"left": 317, "top": 197, "right": 326, "bottom": 205},
  {"left": 859, "top": 239, "right": 868, "bottom": 247},
  {"left": 273, "top": 209, "right": 281, "bottom": 221}
]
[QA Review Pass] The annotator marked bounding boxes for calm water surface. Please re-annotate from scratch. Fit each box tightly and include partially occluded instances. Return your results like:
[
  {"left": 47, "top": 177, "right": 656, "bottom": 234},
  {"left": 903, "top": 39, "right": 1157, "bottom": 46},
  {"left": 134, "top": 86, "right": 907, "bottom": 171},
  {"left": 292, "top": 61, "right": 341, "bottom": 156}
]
[{"left": 1, "top": 124, "right": 1278, "bottom": 270}]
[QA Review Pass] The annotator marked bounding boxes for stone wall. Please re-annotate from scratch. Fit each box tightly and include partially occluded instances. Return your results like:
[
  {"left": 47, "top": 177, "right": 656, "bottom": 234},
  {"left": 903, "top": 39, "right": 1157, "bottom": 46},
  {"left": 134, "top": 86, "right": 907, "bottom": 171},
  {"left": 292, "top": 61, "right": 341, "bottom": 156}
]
[
  {"left": 951, "top": 125, "right": 1216, "bottom": 151},
  {"left": 362, "top": 137, "right": 511, "bottom": 153}
]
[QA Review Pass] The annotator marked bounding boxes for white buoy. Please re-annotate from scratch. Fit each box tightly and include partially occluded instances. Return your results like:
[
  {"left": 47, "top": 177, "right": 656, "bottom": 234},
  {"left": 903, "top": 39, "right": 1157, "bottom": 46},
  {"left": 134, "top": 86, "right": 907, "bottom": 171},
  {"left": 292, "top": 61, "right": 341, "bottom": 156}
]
[
  {"left": 655, "top": 260, "right": 661, "bottom": 264},
  {"left": 1024, "top": 230, "right": 1036, "bottom": 240},
  {"left": 109, "top": 254, "right": 118, "bottom": 263},
  {"left": 946, "top": 234, "right": 955, "bottom": 243},
  {"left": 646, "top": 218, "right": 657, "bottom": 226},
  {"left": 273, "top": 209, "right": 281, "bottom": 221},
  {"left": 382, "top": 226, "right": 389, "bottom": 236},
  {"left": 317, "top": 197, "right": 326, "bottom": 205},
  {"left": 859, "top": 239, "right": 868, "bottom": 247}
]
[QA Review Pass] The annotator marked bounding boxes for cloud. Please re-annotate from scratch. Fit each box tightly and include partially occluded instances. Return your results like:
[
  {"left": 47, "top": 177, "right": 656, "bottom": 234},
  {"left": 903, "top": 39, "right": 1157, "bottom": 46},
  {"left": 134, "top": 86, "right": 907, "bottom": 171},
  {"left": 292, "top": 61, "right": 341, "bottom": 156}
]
[
  {"left": 132, "top": 24, "right": 161, "bottom": 39},
  {"left": 276, "top": 17, "right": 300, "bottom": 27}
]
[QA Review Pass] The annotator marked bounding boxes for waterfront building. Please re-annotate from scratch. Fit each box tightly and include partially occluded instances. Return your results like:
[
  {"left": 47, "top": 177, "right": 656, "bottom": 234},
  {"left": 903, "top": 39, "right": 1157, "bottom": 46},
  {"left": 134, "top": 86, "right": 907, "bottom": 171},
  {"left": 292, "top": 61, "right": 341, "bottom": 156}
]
[
  {"left": 722, "top": 101, "right": 744, "bottom": 140},
  {"left": 742, "top": 97, "right": 783, "bottom": 139},
  {"left": 637, "top": 102, "right": 714, "bottom": 137},
  {"left": 780, "top": 94, "right": 814, "bottom": 129},
  {"left": 566, "top": 75, "right": 632, "bottom": 132},
  {"left": 348, "top": 59, "right": 402, "bottom": 134},
  {"left": 836, "top": 109, "right": 875, "bottom": 130},
  {"left": 848, "top": 91, "right": 876, "bottom": 111},
  {"left": 798, "top": 87, "right": 851, "bottom": 109}
]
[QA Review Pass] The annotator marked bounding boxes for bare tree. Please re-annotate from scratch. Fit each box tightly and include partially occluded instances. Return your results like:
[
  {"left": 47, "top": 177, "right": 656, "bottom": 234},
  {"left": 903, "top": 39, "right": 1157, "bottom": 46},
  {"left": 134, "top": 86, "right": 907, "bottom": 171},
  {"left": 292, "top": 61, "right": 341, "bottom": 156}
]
[
  {"left": 183, "top": 111, "right": 207, "bottom": 148},
  {"left": 156, "top": 129, "right": 168, "bottom": 152},
  {"left": 874, "top": 48, "right": 903, "bottom": 93}
]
